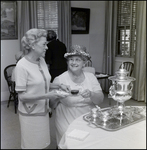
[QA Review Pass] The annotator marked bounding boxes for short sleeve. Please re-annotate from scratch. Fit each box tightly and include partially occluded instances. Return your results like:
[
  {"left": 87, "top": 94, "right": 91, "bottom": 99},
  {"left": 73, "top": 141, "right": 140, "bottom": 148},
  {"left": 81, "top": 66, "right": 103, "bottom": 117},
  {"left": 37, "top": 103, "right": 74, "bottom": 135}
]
[
  {"left": 53, "top": 76, "right": 60, "bottom": 84},
  {"left": 15, "top": 63, "right": 28, "bottom": 92},
  {"left": 87, "top": 73, "right": 102, "bottom": 92}
]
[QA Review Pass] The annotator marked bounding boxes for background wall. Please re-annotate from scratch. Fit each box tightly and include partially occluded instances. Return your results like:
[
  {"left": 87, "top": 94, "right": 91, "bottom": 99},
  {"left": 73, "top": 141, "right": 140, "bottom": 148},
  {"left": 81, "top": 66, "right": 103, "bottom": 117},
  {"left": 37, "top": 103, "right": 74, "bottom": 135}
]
[
  {"left": 71, "top": 1, "right": 105, "bottom": 72},
  {"left": 1, "top": 1, "right": 21, "bottom": 101}
]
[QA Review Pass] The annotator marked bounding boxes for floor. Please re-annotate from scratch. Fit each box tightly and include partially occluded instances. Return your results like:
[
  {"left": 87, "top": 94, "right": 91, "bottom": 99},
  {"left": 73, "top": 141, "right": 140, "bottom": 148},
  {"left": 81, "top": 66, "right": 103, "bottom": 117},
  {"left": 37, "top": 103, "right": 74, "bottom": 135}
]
[{"left": 1, "top": 92, "right": 146, "bottom": 149}]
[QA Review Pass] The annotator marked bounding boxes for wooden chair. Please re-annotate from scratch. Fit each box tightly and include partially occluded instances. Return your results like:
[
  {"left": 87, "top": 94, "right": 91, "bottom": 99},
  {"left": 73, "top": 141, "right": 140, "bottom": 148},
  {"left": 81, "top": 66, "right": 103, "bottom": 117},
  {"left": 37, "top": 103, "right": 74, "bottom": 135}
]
[
  {"left": 119, "top": 61, "right": 134, "bottom": 76},
  {"left": 85, "top": 59, "right": 92, "bottom": 67},
  {"left": 4, "top": 64, "right": 18, "bottom": 114},
  {"left": 83, "top": 59, "right": 96, "bottom": 74}
]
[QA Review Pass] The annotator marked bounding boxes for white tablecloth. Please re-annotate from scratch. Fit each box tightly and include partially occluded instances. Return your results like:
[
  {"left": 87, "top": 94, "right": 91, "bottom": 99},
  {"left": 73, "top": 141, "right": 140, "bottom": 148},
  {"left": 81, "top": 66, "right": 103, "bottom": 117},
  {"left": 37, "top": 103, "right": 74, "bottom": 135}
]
[{"left": 58, "top": 107, "right": 146, "bottom": 149}]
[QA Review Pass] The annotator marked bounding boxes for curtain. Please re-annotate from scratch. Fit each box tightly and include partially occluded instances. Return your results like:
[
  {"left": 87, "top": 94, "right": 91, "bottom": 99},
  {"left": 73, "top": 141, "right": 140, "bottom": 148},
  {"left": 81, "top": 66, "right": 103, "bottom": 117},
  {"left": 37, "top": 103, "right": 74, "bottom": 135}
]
[
  {"left": 20, "top": 1, "right": 38, "bottom": 51},
  {"left": 132, "top": 1, "right": 146, "bottom": 102},
  {"left": 58, "top": 1, "right": 71, "bottom": 52},
  {"left": 101, "top": 1, "right": 118, "bottom": 93}
]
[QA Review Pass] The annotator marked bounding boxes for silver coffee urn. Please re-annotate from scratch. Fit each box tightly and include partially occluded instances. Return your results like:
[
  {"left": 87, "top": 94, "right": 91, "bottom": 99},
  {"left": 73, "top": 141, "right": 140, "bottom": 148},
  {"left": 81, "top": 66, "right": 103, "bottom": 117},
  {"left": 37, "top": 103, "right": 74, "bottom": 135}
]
[{"left": 108, "top": 63, "right": 136, "bottom": 120}]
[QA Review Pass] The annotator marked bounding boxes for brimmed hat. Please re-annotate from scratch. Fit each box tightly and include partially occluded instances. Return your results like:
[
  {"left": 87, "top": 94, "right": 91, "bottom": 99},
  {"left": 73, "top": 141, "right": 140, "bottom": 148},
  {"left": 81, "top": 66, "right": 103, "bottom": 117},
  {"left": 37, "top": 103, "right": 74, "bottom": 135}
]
[{"left": 64, "top": 45, "right": 91, "bottom": 60}]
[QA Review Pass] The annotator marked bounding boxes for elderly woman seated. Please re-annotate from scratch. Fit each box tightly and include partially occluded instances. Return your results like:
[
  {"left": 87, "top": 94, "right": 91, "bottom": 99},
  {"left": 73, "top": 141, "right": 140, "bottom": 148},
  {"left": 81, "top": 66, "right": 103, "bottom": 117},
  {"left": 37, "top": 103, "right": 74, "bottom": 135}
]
[{"left": 50, "top": 44, "right": 104, "bottom": 145}]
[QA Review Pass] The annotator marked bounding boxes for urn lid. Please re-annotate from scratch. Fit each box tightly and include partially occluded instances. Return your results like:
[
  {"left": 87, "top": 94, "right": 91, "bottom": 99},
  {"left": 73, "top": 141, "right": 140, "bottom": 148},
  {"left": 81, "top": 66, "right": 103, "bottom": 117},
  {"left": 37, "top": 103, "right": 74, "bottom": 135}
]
[
  {"left": 115, "top": 63, "right": 129, "bottom": 80},
  {"left": 108, "top": 62, "right": 136, "bottom": 82}
]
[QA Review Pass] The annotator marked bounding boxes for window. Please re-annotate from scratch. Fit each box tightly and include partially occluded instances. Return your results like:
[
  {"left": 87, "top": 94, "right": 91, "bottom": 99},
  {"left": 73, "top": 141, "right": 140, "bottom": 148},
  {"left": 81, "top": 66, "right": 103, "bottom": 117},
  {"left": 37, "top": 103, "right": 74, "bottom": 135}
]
[
  {"left": 116, "top": 1, "right": 137, "bottom": 57},
  {"left": 37, "top": 1, "right": 58, "bottom": 35}
]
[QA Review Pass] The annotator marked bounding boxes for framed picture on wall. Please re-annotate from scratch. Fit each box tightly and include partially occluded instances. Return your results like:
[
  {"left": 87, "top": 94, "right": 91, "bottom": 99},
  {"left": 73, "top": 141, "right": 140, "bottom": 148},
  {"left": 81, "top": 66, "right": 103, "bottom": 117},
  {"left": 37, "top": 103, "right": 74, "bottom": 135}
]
[
  {"left": 1, "top": 1, "right": 18, "bottom": 40},
  {"left": 71, "top": 7, "right": 90, "bottom": 34}
]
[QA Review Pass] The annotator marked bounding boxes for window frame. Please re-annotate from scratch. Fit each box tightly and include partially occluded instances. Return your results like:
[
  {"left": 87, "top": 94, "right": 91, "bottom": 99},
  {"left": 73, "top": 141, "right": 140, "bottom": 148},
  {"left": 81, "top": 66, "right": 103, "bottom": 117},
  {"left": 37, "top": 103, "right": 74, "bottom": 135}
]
[
  {"left": 36, "top": 1, "right": 58, "bottom": 36},
  {"left": 115, "top": 1, "right": 137, "bottom": 58}
]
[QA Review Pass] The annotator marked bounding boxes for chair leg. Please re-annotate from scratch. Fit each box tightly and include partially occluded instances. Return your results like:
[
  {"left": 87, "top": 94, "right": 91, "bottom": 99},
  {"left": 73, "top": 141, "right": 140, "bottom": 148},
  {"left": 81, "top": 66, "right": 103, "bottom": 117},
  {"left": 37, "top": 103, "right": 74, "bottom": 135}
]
[
  {"left": 7, "top": 100, "right": 10, "bottom": 107},
  {"left": 14, "top": 100, "right": 17, "bottom": 114},
  {"left": 49, "top": 112, "right": 52, "bottom": 118},
  {"left": 14, "top": 94, "right": 18, "bottom": 114},
  {"left": 7, "top": 94, "right": 12, "bottom": 107}
]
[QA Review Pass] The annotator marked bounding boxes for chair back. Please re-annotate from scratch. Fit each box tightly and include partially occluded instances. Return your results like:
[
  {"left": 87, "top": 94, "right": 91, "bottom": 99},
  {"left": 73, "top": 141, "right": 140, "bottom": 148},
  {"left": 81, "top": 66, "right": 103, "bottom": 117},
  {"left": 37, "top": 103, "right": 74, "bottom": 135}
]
[
  {"left": 4, "top": 64, "right": 16, "bottom": 93},
  {"left": 85, "top": 59, "right": 92, "bottom": 67},
  {"left": 119, "top": 62, "right": 134, "bottom": 76},
  {"left": 83, "top": 59, "right": 96, "bottom": 74},
  {"left": 83, "top": 67, "right": 95, "bottom": 74}
]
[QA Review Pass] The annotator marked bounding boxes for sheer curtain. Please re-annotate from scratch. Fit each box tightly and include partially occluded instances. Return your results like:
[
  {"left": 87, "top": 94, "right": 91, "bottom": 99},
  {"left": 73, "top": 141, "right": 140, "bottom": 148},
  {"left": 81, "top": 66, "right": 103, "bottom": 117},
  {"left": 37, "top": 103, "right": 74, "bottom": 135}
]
[
  {"left": 19, "top": 1, "right": 38, "bottom": 51},
  {"left": 19, "top": 1, "right": 71, "bottom": 52},
  {"left": 58, "top": 1, "right": 71, "bottom": 52},
  {"left": 101, "top": 1, "right": 117, "bottom": 93},
  {"left": 132, "top": 1, "right": 146, "bottom": 102}
]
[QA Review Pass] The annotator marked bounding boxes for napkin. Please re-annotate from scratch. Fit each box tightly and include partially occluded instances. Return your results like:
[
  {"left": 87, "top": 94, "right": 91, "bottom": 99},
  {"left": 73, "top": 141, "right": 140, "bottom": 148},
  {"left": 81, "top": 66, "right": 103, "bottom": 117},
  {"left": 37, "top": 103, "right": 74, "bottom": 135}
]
[
  {"left": 67, "top": 129, "right": 90, "bottom": 141},
  {"left": 55, "top": 90, "right": 70, "bottom": 96},
  {"left": 95, "top": 74, "right": 108, "bottom": 77}
]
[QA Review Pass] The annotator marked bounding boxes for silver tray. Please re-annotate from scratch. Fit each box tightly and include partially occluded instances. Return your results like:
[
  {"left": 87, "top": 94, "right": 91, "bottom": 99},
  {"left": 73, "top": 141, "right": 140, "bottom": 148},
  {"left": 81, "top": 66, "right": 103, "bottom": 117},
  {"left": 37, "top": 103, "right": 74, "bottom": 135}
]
[{"left": 83, "top": 106, "right": 146, "bottom": 131}]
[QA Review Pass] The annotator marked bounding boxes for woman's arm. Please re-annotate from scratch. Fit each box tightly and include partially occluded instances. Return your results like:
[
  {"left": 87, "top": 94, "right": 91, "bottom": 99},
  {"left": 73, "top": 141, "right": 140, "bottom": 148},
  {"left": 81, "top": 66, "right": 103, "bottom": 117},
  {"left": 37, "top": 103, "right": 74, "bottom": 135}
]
[
  {"left": 90, "top": 90, "right": 104, "bottom": 105},
  {"left": 50, "top": 82, "right": 71, "bottom": 92},
  {"left": 18, "top": 90, "right": 66, "bottom": 103},
  {"left": 50, "top": 83, "right": 61, "bottom": 89},
  {"left": 81, "top": 73, "right": 104, "bottom": 105},
  {"left": 49, "top": 77, "right": 71, "bottom": 108},
  {"left": 81, "top": 89, "right": 104, "bottom": 105}
]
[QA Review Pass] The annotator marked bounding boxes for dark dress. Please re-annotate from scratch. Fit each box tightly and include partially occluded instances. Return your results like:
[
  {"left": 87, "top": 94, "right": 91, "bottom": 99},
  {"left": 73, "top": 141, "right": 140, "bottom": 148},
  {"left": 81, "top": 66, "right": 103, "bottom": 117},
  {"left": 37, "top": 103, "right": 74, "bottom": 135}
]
[{"left": 45, "top": 39, "right": 67, "bottom": 82}]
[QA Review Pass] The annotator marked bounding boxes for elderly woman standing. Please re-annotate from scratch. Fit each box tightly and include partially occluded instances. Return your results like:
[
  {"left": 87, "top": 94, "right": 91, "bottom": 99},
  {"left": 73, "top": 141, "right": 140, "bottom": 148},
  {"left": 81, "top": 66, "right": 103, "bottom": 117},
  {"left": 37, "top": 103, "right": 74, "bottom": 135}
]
[
  {"left": 15, "top": 28, "right": 70, "bottom": 149},
  {"left": 50, "top": 45, "right": 104, "bottom": 145}
]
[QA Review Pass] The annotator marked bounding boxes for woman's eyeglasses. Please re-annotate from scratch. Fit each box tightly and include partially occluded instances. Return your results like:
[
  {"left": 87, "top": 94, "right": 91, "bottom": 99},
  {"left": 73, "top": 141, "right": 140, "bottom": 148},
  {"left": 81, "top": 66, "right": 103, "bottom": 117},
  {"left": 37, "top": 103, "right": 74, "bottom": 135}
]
[{"left": 68, "top": 58, "right": 82, "bottom": 63}]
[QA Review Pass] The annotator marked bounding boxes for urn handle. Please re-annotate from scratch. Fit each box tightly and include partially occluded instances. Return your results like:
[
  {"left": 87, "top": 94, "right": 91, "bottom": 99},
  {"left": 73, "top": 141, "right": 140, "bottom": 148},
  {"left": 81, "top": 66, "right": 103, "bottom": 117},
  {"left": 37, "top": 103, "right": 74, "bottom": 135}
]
[
  {"left": 109, "top": 85, "right": 116, "bottom": 97},
  {"left": 129, "top": 82, "right": 133, "bottom": 91}
]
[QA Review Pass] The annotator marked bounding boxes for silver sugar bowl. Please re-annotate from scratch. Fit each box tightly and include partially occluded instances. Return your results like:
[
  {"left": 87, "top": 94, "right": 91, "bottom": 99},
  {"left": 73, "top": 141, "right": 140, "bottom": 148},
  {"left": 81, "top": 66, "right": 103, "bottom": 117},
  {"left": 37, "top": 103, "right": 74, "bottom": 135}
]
[{"left": 90, "top": 107, "right": 112, "bottom": 126}]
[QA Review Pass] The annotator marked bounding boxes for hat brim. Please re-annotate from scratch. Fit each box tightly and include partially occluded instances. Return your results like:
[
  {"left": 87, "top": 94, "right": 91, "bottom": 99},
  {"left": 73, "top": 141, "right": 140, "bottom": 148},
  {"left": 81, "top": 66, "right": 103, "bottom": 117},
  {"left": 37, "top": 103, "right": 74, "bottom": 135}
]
[{"left": 64, "top": 53, "right": 90, "bottom": 60}]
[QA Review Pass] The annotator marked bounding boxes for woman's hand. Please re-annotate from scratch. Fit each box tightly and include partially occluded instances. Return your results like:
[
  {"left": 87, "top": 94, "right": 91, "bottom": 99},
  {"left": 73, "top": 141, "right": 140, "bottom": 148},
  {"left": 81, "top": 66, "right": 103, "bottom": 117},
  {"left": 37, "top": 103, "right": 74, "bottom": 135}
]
[
  {"left": 60, "top": 84, "right": 71, "bottom": 93},
  {"left": 80, "top": 89, "right": 91, "bottom": 98}
]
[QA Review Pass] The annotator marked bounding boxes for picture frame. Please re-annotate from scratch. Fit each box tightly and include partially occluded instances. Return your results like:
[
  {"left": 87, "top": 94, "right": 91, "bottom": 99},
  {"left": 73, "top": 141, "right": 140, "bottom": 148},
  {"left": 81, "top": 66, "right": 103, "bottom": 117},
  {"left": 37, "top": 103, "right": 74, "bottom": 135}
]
[
  {"left": 1, "top": 1, "right": 18, "bottom": 40},
  {"left": 71, "top": 7, "right": 90, "bottom": 34}
]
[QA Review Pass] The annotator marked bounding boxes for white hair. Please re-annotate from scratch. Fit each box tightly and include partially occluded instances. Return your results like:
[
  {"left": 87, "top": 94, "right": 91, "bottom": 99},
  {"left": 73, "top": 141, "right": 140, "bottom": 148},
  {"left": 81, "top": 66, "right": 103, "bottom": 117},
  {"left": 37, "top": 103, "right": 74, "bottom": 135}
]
[{"left": 21, "top": 28, "right": 47, "bottom": 52}]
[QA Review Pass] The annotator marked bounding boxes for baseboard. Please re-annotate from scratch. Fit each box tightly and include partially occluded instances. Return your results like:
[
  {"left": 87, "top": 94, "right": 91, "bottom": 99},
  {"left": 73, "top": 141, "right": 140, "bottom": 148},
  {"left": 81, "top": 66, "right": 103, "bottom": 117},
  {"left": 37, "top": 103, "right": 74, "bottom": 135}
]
[
  {"left": 1, "top": 91, "right": 9, "bottom": 102},
  {"left": 1, "top": 100, "right": 8, "bottom": 105}
]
